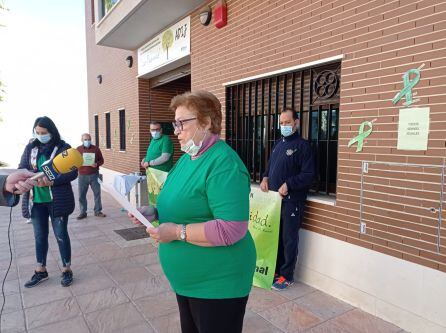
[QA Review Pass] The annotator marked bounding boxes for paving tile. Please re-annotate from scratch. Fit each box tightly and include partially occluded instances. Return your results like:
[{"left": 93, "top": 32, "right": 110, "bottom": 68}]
[
  {"left": 135, "top": 291, "right": 178, "bottom": 320},
  {"left": 150, "top": 311, "right": 181, "bottom": 333},
  {"left": 0, "top": 309, "right": 26, "bottom": 333},
  {"left": 121, "top": 275, "right": 171, "bottom": 300},
  {"left": 85, "top": 302, "right": 147, "bottom": 333},
  {"left": 243, "top": 310, "right": 284, "bottom": 333},
  {"left": 76, "top": 286, "right": 129, "bottom": 313},
  {"left": 146, "top": 262, "right": 164, "bottom": 275},
  {"left": 87, "top": 242, "right": 128, "bottom": 262},
  {"left": 273, "top": 281, "right": 317, "bottom": 300},
  {"left": 306, "top": 319, "right": 347, "bottom": 333},
  {"left": 294, "top": 290, "right": 353, "bottom": 321},
  {"left": 107, "top": 266, "right": 153, "bottom": 284},
  {"left": 71, "top": 253, "right": 98, "bottom": 267},
  {"left": 28, "top": 316, "right": 90, "bottom": 333},
  {"left": 2, "top": 293, "right": 23, "bottom": 314},
  {"left": 121, "top": 243, "right": 155, "bottom": 256},
  {"left": 259, "top": 301, "right": 322, "bottom": 333},
  {"left": 25, "top": 297, "right": 81, "bottom": 329},
  {"left": 129, "top": 252, "right": 159, "bottom": 267},
  {"left": 99, "top": 257, "right": 140, "bottom": 273},
  {"left": 79, "top": 235, "right": 110, "bottom": 247},
  {"left": 331, "top": 309, "right": 402, "bottom": 333},
  {"left": 21, "top": 277, "right": 72, "bottom": 308},
  {"left": 69, "top": 264, "right": 116, "bottom": 296},
  {"left": 247, "top": 286, "right": 289, "bottom": 313},
  {"left": 2, "top": 279, "right": 20, "bottom": 296}
]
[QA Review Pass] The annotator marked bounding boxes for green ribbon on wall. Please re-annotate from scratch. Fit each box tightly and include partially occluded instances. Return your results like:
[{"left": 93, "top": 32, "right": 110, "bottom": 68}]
[
  {"left": 392, "top": 68, "right": 421, "bottom": 107},
  {"left": 348, "top": 121, "right": 373, "bottom": 152}
]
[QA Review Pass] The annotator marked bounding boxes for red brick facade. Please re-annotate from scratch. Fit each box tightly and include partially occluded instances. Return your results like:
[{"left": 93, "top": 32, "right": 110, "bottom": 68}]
[
  {"left": 189, "top": 0, "right": 446, "bottom": 272},
  {"left": 86, "top": 0, "right": 446, "bottom": 272}
]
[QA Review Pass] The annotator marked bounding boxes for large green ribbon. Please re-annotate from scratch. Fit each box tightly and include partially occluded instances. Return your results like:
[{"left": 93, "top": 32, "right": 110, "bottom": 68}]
[
  {"left": 392, "top": 68, "right": 421, "bottom": 106},
  {"left": 348, "top": 121, "right": 373, "bottom": 152}
]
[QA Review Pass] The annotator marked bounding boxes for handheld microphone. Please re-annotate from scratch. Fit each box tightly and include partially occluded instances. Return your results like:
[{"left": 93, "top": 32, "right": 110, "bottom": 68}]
[{"left": 30, "top": 148, "right": 83, "bottom": 181}]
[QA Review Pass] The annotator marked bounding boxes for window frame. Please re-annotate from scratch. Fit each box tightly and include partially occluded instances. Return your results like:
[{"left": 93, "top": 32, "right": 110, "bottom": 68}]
[{"left": 225, "top": 63, "right": 341, "bottom": 196}]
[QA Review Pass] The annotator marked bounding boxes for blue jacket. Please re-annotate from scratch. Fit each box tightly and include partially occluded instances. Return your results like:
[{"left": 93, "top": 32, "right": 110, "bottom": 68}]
[
  {"left": 263, "top": 131, "right": 315, "bottom": 202},
  {"left": 19, "top": 140, "right": 78, "bottom": 217}
]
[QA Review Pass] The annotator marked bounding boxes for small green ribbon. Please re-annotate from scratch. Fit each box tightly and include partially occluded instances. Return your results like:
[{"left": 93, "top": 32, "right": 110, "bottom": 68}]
[
  {"left": 348, "top": 121, "right": 373, "bottom": 152},
  {"left": 392, "top": 68, "right": 421, "bottom": 107}
]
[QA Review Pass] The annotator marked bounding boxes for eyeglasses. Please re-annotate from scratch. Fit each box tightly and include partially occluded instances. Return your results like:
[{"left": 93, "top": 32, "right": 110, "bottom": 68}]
[{"left": 172, "top": 117, "right": 197, "bottom": 132}]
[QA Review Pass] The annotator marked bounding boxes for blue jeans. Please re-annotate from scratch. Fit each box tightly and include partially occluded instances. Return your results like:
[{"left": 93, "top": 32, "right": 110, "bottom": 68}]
[
  {"left": 78, "top": 173, "right": 102, "bottom": 214},
  {"left": 31, "top": 203, "right": 71, "bottom": 267}
]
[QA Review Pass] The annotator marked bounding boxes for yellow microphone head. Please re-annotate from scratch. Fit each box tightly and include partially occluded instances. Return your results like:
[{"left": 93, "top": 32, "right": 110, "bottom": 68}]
[{"left": 52, "top": 148, "right": 83, "bottom": 174}]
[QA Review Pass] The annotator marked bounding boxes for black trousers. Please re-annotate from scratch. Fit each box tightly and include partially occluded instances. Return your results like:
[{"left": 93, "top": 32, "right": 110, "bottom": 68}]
[
  {"left": 275, "top": 200, "right": 305, "bottom": 281},
  {"left": 176, "top": 294, "right": 249, "bottom": 333}
]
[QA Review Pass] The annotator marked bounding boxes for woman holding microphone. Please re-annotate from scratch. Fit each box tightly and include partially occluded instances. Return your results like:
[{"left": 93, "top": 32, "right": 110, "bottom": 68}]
[{"left": 19, "top": 116, "right": 78, "bottom": 288}]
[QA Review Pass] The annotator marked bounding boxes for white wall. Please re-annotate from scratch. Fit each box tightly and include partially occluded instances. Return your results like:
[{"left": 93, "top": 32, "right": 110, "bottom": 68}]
[{"left": 295, "top": 230, "right": 446, "bottom": 333}]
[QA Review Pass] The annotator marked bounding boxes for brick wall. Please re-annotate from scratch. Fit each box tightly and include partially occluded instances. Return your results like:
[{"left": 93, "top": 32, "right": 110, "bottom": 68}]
[
  {"left": 85, "top": 0, "right": 140, "bottom": 174},
  {"left": 190, "top": 0, "right": 446, "bottom": 271},
  {"left": 138, "top": 76, "right": 190, "bottom": 165}
]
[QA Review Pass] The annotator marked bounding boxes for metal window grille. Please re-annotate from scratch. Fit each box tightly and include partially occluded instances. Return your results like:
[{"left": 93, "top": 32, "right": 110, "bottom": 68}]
[
  {"left": 94, "top": 115, "right": 99, "bottom": 147},
  {"left": 105, "top": 112, "right": 111, "bottom": 149},
  {"left": 119, "top": 109, "right": 126, "bottom": 151},
  {"left": 225, "top": 63, "right": 341, "bottom": 195}
]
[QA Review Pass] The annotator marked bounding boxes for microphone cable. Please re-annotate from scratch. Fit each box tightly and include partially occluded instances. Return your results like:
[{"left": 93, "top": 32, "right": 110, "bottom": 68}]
[{"left": 0, "top": 206, "right": 14, "bottom": 333}]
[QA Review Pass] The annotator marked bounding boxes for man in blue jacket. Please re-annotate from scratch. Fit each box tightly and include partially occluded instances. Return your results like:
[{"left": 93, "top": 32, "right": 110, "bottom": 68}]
[{"left": 260, "top": 107, "right": 314, "bottom": 290}]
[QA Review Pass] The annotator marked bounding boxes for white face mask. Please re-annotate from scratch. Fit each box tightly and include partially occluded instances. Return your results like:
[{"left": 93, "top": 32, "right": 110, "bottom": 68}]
[
  {"left": 181, "top": 128, "right": 207, "bottom": 157},
  {"left": 150, "top": 131, "right": 161, "bottom": 139}
]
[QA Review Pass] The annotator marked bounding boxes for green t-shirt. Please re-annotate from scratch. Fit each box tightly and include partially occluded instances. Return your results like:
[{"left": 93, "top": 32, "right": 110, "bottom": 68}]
[
  {"left": 144, "top": 135, "right": 173, "bottom": 172},
  {"left": 33, "top": 155, "right": 52, "bottom": 203},
  {"left": 156, "top": 140, "right": 256, "bottom": 299}
]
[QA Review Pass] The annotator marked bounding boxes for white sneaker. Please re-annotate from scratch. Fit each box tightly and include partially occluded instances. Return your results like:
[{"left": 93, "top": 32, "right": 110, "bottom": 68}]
[{"left": 26, "top": 218, "right": 32, "bottom": 224}]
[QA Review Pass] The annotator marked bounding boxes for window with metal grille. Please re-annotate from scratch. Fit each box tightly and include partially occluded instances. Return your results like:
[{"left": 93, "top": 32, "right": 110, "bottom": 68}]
[
  {"left": 225, "top": 62, "right": 340, "bottom": 195},
  {"left": 105, "top": 112, "right": 111, "bottom": 149},
  {"left": 119, "top": 109, "right": 126, "bottom": 151},
  {"left": 94, "top": 115, "right": 99, "bottom": 147}
]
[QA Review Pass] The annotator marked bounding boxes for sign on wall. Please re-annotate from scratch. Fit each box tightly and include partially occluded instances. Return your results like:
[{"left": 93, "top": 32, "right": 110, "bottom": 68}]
[
  {"left": 397, "top": 107, "right": 430, "bottom": 151},
  {"left": 138, "top": 16, "right": 190, "bottom": 77}
]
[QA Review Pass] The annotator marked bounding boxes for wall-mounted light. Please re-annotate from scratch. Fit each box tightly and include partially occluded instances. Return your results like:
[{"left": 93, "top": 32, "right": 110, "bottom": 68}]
[
  {"left": 96, "top": 75, "right": 102, "bottom": 84},
  {"left": 199, "top": 5, "right": 212, "bottom": 26},
  {"left": 126, "top": 55, "right": 133, "bottom": 68}
]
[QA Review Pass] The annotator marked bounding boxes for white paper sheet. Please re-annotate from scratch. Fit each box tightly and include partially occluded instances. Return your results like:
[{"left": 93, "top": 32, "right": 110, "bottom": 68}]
[
  {"left": 100, "top": 181, "right": 153, "bottom": 228},
  {"left": 82, "top": 153, "right": 96, "bottom": 166}
]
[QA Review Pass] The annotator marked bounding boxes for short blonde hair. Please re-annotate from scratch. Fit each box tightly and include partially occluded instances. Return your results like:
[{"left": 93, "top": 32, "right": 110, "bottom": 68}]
[{"left": 170, "top": 91, "right": 222, "bottom": 134}]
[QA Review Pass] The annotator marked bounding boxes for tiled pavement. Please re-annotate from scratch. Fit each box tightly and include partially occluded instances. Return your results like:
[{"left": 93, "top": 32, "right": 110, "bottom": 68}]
[{"left": 0, "top": 188, "right": 407, "bottom": 333}]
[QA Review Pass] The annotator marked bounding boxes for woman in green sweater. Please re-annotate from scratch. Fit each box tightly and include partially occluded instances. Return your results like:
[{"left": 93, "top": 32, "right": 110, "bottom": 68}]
[{"left": 130, "top": 91, "right": 256, "bottom": 333}]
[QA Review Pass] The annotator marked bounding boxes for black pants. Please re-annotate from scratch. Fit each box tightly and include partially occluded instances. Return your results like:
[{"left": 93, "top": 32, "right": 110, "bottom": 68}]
[
  {"left": 275, "top": 200, "right": 305, "bottom": 281},
  {"left": 176, "top": 294, "right": 249, "bottom": 333}
]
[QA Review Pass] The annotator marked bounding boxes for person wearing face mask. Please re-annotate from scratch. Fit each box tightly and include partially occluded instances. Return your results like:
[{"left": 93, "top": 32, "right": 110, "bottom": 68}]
[
  {"left": 260, "top": 107, "right": 315, "bottom": 291},
  {"left": 128, "top": 91, "right": 256, "bottom": 333},
  {"left": 18, "top": 116, "right": 78, "bottom": 288},
  {"left": 76, "top": 133, "right": 105, "bottom": 220},
  {"left": 140, "top": 121, "right": 173, "bottom": 172}
]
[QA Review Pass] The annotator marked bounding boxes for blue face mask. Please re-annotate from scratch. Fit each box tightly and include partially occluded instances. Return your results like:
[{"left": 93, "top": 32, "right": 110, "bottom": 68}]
[
  {"left": 83, "top": 140, "right": 91, "bottom": 148},
  {"left": 280, "top": 125, "right": 293, "bottom": 137},
  {"left": 35, "top": 133, "right": 52, "bottom": 144}
]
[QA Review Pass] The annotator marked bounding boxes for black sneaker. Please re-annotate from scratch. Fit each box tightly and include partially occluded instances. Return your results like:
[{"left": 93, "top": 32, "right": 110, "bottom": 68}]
[
  {"left": 61, "top": 270, "right": 73, "bottom": 287},
  {"left": 77, "top": 213, "right": 87, "bottom": 220},
  {"left": 94, "top": 212, "right": 106, "bottom": 217},
  {"left": 24, "top": 271, "right": 49, "bottom": 288}
]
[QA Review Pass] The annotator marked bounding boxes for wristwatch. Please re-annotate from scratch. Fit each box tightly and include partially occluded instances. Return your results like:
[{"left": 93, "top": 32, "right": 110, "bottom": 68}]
[{"left": 180, "top": 224, "right": 187, "bottom": 242}]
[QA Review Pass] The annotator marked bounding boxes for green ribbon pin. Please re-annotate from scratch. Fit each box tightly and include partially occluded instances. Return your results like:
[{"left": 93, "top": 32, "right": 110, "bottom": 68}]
[
  {"left": 348, "top": 121, "right": 373, "bottom": 152},
  {"left": 392, "top": 68, "right": 421, "bottom": 107}
]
